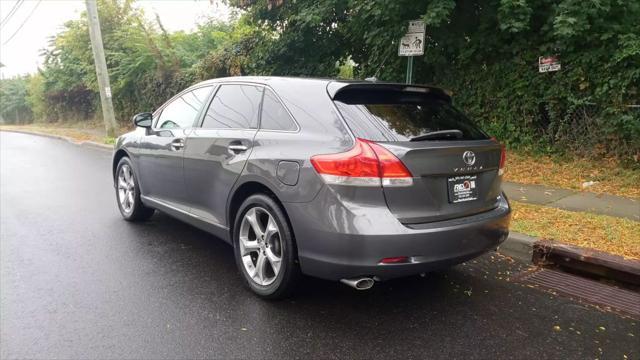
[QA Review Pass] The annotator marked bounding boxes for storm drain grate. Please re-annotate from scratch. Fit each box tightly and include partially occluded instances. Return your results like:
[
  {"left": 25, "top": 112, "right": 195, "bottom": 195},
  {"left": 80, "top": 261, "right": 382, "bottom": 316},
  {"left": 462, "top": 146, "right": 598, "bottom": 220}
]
[{"left": 516, "top": 268, "right": 640, "bottom": 318}]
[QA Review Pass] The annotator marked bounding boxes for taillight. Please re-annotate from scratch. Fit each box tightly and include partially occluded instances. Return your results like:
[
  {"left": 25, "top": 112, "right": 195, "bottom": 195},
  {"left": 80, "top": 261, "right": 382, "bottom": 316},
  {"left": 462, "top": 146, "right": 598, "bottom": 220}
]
[
  {"left": 490, "top": 137, "right": 506, "bottom": 176},
  {"left": 379, "top": 256, "right": 410, "bottom": 264},
  {"left": 310, "top": 138, "right": 413, "bottom": 187},
  {"left": 499, "top": 144, "right": 506, "bottom": 176}
]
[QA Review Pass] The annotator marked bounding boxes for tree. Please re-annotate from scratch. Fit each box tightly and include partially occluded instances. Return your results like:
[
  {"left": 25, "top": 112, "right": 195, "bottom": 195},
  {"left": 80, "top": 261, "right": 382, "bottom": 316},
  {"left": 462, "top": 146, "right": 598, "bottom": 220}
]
[
  {"left": 0, "top": 76, "right": 33, "bottom": 124},
  {"left": 235, "top": 0, "right": 639, "bottom": 161},
  {"left": 9, "top": 0, "right": 639, "bottom": 161}
]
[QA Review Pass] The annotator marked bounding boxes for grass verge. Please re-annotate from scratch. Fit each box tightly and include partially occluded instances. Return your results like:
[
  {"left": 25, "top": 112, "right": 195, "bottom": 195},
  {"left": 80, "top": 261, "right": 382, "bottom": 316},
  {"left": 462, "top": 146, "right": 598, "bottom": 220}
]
[
  {"left": 505, "top": 151, "right": 639, "bottom": 199},
  {"left": 510, "top": 201, "right": 640, "bottom": 259}
]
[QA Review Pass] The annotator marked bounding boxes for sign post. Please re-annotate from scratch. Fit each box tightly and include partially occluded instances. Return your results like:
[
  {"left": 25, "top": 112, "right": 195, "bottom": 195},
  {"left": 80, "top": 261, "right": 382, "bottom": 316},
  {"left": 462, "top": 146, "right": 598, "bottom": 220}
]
[
  {"left": 406, "top": 57, "right": 414, "bottom": 84},
  {"left": 398, "top": 20, "right": 425, "bottom": 84}
]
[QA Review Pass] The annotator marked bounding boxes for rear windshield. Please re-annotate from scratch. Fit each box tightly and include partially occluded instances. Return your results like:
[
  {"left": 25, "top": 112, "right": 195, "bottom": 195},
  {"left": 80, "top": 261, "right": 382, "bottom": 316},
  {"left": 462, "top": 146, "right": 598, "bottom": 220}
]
[{"left": 334, "top": 91, "right": 488, "bottom": 142}]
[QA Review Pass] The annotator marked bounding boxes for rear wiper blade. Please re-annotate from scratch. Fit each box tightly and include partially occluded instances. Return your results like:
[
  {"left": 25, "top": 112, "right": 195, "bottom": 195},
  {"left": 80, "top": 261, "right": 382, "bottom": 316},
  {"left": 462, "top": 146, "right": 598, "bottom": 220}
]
[{"left": 410, "top": 129, "right": 463, "bottom": 141}]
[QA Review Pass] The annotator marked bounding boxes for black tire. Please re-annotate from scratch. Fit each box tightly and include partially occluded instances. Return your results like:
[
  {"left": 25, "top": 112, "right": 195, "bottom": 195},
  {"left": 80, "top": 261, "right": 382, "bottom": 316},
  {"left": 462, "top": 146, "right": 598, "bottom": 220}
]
[
  {"left": 233, "top": 194, "right": 300, "bottom": 299},
  {"left": 115, "top": 157, "right": 155, "bottom": 222}
]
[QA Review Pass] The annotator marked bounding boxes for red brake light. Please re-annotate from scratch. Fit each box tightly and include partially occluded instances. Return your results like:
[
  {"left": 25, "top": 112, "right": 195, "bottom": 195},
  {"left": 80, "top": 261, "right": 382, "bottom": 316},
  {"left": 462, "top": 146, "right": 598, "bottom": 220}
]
[
  {"left": 491, "top": 137, "right": 506, "bottom": 175},
  {"left": 367, "top": 141, "right": 412, "bottom": 178},
  {"left": 310, "top": 138, "right": 413, "bottom": 186},
  {"left": 310, "top": 138, "right": 379, "bottom": 178},
  {"left": 380, "top": 256, "right": 410, "bottom": 264}
]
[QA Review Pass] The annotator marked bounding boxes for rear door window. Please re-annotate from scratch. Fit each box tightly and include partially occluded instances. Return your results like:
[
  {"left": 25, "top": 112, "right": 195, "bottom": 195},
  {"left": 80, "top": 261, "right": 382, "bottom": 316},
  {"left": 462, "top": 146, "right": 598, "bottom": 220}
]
[
  {"left": 201, "top": 84, "right": 263, "bottom": 129},
  {"left": 334, "top": 90, "right": 488, "bottom": 141}
]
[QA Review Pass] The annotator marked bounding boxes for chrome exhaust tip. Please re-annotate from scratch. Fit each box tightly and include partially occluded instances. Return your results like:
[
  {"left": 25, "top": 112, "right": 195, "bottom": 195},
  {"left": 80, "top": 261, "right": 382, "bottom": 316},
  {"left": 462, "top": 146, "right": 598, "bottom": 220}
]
[{"left": 340, "top": 277, "right": 375, "bottom": 290}]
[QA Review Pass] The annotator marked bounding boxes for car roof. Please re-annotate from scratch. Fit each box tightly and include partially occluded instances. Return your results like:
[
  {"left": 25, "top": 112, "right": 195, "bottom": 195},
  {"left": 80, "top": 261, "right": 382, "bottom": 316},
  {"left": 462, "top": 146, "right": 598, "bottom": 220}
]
[{"left": 192, "top": 76, "right": 451, "bottom": 100}]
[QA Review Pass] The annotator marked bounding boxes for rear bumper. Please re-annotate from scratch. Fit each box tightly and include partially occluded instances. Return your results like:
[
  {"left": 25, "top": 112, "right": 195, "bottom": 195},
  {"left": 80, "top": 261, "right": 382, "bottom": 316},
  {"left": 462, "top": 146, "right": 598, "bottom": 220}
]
[{"left": 284, "top": 187, "right": 511, "bottom": 281}]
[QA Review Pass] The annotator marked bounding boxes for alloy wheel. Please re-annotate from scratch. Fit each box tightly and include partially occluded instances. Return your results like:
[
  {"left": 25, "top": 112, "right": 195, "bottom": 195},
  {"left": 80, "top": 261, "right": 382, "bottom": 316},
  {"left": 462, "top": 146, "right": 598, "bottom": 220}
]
[
  {"left": 239, "top": 207, "right": 283, "bottom": 286},
  {"left": 117, "top": 164, "right": 135, "bottom": 214}
]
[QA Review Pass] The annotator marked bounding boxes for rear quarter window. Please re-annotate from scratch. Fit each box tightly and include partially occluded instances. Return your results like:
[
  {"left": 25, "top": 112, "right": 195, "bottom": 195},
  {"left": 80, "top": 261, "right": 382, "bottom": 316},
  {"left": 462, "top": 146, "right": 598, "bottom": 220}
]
[{"left": 260, "top": 89, "right": 297, "bottom": 131}]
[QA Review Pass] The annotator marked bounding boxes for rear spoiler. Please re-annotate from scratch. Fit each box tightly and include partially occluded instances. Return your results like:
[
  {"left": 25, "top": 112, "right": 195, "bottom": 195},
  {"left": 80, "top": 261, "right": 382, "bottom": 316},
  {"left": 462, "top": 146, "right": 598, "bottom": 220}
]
[{"left": 327, "top": 81, "right": 452, "bottom": 103}]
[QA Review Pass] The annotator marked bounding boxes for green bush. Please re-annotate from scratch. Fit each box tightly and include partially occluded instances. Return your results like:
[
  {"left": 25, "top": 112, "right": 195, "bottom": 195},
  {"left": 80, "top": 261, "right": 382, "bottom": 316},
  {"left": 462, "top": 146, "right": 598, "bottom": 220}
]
[
  {"left": 0, "top": 76, "right": 33, "bottom": 124},
  {"left": 237, "top": 0, "right": 640, "bottom": 162}
]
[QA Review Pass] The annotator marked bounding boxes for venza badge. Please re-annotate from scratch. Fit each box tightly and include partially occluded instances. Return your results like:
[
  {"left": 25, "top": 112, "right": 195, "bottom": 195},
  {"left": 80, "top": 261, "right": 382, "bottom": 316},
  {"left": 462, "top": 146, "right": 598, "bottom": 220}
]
[{"left": 462, "top": 151, "right": 476, "bottom": 166}]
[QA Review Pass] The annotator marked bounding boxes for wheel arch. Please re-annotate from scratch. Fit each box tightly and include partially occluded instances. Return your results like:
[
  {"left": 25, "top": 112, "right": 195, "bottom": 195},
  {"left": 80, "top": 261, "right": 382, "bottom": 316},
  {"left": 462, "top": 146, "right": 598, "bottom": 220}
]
[
  {"left": 227, "top": 179, "right": 294, "bottom": 246},
  {"left": 112, "top": 148, "right": 131, "bottom": 181}
]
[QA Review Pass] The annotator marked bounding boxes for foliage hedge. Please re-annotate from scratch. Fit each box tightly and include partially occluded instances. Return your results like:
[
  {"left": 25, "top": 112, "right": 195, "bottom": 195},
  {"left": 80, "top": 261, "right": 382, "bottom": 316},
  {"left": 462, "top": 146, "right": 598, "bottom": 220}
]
[{"left": 0, "top": 0, "right": 638, "bottom": 163}]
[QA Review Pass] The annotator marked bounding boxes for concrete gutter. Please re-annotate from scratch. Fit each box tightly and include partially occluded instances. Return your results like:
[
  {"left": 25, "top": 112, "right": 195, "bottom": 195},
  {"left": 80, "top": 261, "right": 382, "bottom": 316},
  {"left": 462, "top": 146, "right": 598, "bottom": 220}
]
[
  {"left": 499, "top": 232, "right": 640, "bottom": 286},
  {"left": 0, "top": 129, "right": 113, "bottom": 151},
  {"left": 532, "top": 240, "right": 640, "bottom": 286}
]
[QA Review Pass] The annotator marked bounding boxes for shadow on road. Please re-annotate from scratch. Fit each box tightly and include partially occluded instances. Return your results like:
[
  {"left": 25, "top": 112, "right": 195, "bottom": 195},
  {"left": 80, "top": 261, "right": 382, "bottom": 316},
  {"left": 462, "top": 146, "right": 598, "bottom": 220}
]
[{"left": 124, "top": 211, "right": 521, "bottom": 312}]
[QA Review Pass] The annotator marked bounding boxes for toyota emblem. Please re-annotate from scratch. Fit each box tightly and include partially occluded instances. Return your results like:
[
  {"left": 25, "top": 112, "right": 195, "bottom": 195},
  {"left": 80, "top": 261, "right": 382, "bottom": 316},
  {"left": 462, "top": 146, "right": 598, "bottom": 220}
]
[{"left": 462, "top": 151, "right": 476, "bottom": 166}]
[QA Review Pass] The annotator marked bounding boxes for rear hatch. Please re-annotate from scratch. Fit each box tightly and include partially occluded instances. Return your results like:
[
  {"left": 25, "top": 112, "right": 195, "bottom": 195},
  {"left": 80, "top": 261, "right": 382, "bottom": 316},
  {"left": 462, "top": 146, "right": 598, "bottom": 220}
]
[{"left": 331, "top": 82, "right": 505, "bottom": 224}]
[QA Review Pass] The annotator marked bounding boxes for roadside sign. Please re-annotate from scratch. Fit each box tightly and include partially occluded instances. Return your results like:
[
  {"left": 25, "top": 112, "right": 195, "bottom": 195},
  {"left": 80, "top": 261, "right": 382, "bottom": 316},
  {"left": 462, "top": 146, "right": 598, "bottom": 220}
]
[
  {"left": 398, "top": 33, "right": 425, "bottom": 56},
  {"left": 539, "top": 56, "right": 561, "bottom": 73},
  {"left": 398, "top": 20, "right": 425, "bottom": 57},
  {"left": 407, "top": 20, "right": 425, "bottom": 34},
  {"left": 399, "top": 20, "right": 425, "bottom": 84}
]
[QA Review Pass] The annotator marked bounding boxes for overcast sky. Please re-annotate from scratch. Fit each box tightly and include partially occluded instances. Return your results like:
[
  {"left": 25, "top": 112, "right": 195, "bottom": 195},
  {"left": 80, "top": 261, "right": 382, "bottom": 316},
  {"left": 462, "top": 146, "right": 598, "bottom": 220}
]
[{"left": 0, "top": 0, "right": 231, "bottom": 78}]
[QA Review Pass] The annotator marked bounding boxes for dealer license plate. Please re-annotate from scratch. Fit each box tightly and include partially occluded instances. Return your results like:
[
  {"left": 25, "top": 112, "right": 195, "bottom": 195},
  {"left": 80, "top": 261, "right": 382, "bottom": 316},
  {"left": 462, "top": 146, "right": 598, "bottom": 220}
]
[{"left": 447, "top": 175, "right": 479, "bottom": 203}]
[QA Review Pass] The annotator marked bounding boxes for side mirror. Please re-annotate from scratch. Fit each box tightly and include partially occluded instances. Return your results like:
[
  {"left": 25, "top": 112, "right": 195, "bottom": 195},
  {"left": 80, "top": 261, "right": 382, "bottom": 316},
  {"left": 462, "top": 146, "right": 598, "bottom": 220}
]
[{"left": 132, "top": 112, "right": 153, "bottom": 128}]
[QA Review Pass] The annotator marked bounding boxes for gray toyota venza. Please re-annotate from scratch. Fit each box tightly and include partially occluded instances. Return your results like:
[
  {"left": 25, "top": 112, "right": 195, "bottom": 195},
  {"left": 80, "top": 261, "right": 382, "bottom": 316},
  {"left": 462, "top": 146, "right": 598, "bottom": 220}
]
[{"left": 112, "top": 76, "right": 511, "bottom": 298}]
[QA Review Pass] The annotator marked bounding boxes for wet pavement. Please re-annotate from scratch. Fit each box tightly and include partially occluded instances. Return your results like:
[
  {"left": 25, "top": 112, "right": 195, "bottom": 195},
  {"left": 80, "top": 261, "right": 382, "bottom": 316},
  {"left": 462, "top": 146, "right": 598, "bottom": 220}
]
[{"left": 1, "top": 131, "right": 638, "bottom": 359}]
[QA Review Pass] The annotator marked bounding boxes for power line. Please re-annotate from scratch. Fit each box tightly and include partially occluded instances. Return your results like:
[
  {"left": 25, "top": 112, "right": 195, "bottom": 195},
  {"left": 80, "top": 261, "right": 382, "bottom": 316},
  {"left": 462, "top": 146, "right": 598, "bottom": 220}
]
[
  {"left": 2, "top": 0, "right": 41, "bottom": 46},
  {"left": 0, "top": 0, "right": 25, "bottom": 28},
  {"left": 0, "top": 0, "right": 25, "bottom": 29}
]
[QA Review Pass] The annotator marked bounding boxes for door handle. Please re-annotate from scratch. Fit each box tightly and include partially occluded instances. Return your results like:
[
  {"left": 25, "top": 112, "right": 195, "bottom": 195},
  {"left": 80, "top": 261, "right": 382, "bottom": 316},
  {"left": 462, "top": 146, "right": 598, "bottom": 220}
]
[
  {"left": 228, "top": 144, "right": 249, "bottom": 153},
  {"left": 171, "top": 138, "right": 185, "bottom": 151}
]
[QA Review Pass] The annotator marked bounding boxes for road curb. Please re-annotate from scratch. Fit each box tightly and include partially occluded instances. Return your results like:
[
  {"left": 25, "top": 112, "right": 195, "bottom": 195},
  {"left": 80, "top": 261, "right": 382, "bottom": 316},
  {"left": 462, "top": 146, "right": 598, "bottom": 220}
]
[
  {"left": 498, "top": 232, "right": 536, "bottom": 262},
  {"left": 533, "top": 240, "right": 640, "bottom": 286},
  {"left": 499, "top": 232, "right": 640, "bottom": 286},
  {"left": 80, "top": 140, "right": 113, "bottom": 151},
  {"left": 0, "top": 129, "right": 113, "bottom": 151}
]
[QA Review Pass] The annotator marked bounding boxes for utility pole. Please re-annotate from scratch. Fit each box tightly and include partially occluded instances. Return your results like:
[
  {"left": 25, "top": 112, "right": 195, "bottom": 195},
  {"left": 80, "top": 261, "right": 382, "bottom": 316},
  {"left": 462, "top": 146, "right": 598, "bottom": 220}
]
[{"left": 85, "top": 0, "right": 117, "bottom": 138}]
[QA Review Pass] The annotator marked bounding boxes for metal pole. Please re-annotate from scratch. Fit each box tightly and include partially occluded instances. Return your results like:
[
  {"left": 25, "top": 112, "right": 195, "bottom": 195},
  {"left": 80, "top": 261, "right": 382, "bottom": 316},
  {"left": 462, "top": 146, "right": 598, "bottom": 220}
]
[
  {"left": 405, "top": 56, "right": 414, "bottom": 84},
  {"left": 85, "top": 0, "right": 117, "bottom": 138}
]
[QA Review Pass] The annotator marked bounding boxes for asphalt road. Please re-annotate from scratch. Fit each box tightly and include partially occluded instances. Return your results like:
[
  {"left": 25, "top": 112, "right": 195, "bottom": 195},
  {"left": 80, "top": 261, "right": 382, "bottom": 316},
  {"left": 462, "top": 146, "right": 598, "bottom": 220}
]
[{"left": 1, "top": 131, "right": 638, "bottom": 359}]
